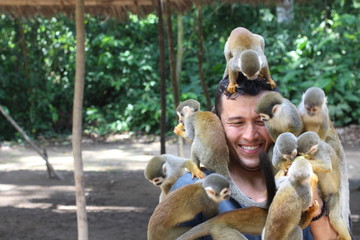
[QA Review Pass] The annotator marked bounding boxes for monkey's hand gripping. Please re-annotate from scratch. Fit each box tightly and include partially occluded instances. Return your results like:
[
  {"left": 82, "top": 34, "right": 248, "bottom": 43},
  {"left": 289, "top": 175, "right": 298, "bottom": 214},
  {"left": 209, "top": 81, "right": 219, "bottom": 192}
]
[{"left": 174, "top": 122, "right": 192, "bottom": 143}]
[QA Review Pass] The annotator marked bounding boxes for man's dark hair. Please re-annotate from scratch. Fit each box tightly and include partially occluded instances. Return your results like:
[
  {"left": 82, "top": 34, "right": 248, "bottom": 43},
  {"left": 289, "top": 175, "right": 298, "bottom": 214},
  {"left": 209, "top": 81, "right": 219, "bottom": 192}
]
[{"left": 214, "top": 72, "right": 278, "bottom": 118}]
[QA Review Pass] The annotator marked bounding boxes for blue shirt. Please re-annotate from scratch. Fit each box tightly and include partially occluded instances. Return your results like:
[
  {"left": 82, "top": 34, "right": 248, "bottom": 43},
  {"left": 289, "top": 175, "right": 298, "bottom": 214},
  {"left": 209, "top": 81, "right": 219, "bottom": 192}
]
[{"left": 171, "top": 171, "right": 314, "bottom": 240}]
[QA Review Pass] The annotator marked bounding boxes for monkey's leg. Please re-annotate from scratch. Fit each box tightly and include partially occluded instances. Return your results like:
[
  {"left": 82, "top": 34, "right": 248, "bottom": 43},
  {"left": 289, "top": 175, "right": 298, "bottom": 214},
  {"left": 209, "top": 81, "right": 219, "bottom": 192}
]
[
  {"left": 310, "top": 159, "right": 332, "bottom": 173},
  {"left": 184, "top": 160, "right": 206, "bottom": 179},
  {"left": 227, "top": 66, "right": 239, "bottom": 94},
  {"left": 260, "top": 65, "right": 276, "bottom": 89},
  {"left": 327, "top": 194, "right": 352, "bottom": 240}
]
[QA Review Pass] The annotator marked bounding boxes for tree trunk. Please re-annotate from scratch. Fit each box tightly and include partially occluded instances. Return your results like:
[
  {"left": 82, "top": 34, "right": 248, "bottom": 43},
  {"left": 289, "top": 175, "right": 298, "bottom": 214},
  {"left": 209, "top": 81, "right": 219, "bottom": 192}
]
[
  {"left": 176, "top": 14, "right": 185, "bottom": 157},
  {"left": 157, "top": 0, "right": 167, "bottom": 154},
  {"left": 176, "top": 14, "right": 184, "bottom": 92},
  {"left": 196, "top": 4, "right": 212, "bottom": 111},
  {"left": 165, "top": 1, "right": 184, "bottom": 157},
  {"left": 73, "top": 0, "right": 88, "bottom": 239},
  {"left": 276, "top": 0, "right": 294, "bottom": 24},
  {"left": 165, "top": 0, "right": 179, "bottom": 107}
]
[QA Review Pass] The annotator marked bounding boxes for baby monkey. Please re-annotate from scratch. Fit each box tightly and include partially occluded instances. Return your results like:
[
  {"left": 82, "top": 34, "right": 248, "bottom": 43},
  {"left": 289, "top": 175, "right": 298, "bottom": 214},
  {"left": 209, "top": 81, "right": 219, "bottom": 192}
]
[
  {"left": 223, "top": 27, "right": 276, "bottom": 93},
  {"left": 298, "top": 87, "right": 330, "bottom": 139},
  {"left": 144, "top": 154, "right": 206, "bottom": 202},
  {"left": 174, "top": 99, "right": 230, "bottom": 177},
  {"left": 147, "top": 173, "right": 231, "bottom": 240}
]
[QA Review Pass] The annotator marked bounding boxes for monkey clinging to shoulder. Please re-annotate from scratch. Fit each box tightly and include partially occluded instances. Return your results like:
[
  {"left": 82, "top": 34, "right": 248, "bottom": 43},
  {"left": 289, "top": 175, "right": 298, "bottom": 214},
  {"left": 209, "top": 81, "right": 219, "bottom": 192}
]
[
  {"left": 174, "top": 99, "right": 230, "bottom": 177},
  {"left": 223, "top": 27, "right": 276, "bottom": 93},
  {"left": 144, "top": 154, "right": 206, "bottom": 202}
]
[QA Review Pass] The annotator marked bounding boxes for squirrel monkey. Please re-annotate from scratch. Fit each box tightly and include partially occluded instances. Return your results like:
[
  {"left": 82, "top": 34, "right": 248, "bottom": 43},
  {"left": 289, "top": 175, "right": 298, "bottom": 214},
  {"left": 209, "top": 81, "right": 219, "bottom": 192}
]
[
  {"left": 176, "top": 207, "right": 268, "bottom": 240},
  {"left": 272, "top": 132, "right": 298, "bottom": 174},
  {"left": 174, "top": 99, "right": 230, "bottom": 177},
  {"left": 147, "top": 173, "right": 231, "bottom": 240},
  {"left": 255, "top": 91, "right": 303, "bottom": 142},
  {"left": 298, "top": 87, "right": 330, "bottom": 139},
  {"left": 223, "top": 27, "right": 276, "bottom": 93},
  {"left": 144, "top": 154, "right": 206, "bottom": 202},
  {"left": 298, "top": 131, "right": 352, "bottom": 240},
  {"left": 262, "top": 156, "right": 319, "bottom": 240}
]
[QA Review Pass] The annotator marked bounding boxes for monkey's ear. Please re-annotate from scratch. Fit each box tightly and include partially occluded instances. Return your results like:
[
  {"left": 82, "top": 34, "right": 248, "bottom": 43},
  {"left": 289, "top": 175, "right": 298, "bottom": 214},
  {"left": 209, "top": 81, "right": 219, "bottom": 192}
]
[
  {"left": 309, "top": 144, "right": 319, "bottom": 155},
  {"left": 272, "top": 104, "right": 279, "bottom": 114},
  {"left": 162, "top": 163, "right": 167, "bottom": 174},
  {"left": 182, "top": 106, "right": 193, "bottom": 114}
]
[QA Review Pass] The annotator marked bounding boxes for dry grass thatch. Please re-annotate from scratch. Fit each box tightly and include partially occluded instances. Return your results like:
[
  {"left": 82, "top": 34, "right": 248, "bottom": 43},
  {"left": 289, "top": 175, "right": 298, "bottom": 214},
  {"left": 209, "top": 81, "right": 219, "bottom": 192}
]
[
  {"left": 0, "top": 0, "right": 194, "bottom": 20},
  {"left": 0, "top": 0, "right": 308, "bottom": 20}
]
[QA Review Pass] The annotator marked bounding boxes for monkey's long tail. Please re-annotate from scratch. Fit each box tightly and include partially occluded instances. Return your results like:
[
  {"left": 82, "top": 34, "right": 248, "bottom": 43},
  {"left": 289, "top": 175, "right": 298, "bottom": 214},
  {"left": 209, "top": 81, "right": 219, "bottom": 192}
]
[
  {"left": 259, "top": 151, "right": 276, "bottom": 207},
  {"left": 339, "top": 149, "right": 351, "bottom": 230},
  {"left": 175, "top": 220, "right": 212, "bottom": 240}
]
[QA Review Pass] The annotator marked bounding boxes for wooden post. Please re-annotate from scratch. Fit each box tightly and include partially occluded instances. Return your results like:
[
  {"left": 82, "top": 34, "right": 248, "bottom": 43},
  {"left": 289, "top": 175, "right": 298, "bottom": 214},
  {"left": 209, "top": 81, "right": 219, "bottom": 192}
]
[
  {"left": 196, "top": 4, "right": 212, "bottom": 111},
  {"left": 157, "top": 0, "right": 167, "bottom": 154},
  {"left": 165, "top": 0, "right": 184, "bottom": 157},
  {"left": 73, "top": 0, "right": 88, "bottom": 239}
]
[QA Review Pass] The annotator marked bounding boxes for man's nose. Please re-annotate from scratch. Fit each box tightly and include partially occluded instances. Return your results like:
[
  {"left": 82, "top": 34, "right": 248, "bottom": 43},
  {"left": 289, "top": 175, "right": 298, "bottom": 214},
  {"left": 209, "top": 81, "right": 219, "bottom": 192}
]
[{"left": 243, "top": 123, "right": 257, "bottom": 140}]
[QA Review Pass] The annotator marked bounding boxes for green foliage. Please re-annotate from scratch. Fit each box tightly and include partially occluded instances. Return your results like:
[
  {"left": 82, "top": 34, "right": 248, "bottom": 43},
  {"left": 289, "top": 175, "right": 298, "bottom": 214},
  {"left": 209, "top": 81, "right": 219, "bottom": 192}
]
[{"left": 0, "top": 0, "right": 359, "bottom": 141}]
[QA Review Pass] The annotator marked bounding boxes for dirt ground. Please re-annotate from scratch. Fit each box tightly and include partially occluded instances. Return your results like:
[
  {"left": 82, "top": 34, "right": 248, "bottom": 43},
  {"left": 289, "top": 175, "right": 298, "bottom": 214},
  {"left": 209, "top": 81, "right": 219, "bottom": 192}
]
[{"left": 0, "top": 133, "right": 359, "bottom": 240}]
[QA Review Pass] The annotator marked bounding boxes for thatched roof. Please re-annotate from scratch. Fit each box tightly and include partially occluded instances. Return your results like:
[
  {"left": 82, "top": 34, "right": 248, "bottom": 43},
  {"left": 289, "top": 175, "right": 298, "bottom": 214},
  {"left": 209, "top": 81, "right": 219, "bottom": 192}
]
[
  {"left": 0, "top": 0, "right": 196, "bottom": 20},
  {"left": 0, "top": 0, "right": 308, "bottom": 20}
]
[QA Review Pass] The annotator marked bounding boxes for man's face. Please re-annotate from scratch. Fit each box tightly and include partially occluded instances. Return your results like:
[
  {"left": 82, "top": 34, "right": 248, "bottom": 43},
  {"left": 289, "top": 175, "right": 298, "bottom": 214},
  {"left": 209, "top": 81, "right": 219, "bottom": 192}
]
[{"left": 219, "top": 92, "right": 273, "bottom": 170}]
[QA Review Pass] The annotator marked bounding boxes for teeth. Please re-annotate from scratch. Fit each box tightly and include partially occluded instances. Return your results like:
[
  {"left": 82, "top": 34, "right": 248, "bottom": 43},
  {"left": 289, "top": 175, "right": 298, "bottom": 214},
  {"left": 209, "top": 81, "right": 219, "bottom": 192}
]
[{"left": 241, "top": 145, "right": 259, "bottom": 150}]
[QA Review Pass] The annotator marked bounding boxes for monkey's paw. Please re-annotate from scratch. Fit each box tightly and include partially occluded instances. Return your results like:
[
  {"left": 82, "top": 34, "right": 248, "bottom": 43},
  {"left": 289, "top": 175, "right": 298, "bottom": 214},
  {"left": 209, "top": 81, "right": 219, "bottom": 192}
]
[
  {"left": 192, "top": 169, "right": 206, "bottom": 179},
  {"left": 174, "top": 125, "right": 185, "bottom": 136},
  {"left": 308, "top": 200, "right": 320, "bottom": 214},
  {"left": 227, "top": 84, "right": 238, "bottom": 94},
  {"left": 267, "top": 78, "right": 277, "bottom": 89}
]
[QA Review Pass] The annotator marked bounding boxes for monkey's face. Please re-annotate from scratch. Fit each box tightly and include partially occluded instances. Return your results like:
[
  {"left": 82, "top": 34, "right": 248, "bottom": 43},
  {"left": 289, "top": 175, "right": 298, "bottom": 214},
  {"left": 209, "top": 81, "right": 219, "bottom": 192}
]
[
  {"left": 305, "top": 105, "right": 319, "bottom": 116},
  {"left": 150, "top": 177, "right": 165, "bottom": 186},
  {"left": 205, "top": 187, "right": 231, "bottom": 202},
  {"left": 244, "top": 71, "right": 260, "bottom": 81},
  {"left": 259, "top": 113, "right": 270, "bottom": 122}
]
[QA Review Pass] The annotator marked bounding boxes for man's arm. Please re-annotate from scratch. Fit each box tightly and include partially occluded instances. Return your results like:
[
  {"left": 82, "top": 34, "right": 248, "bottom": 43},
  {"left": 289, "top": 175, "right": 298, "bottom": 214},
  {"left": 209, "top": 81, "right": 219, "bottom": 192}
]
[{"left": 309, "top": 187, "right": 338, "bottom": 239}]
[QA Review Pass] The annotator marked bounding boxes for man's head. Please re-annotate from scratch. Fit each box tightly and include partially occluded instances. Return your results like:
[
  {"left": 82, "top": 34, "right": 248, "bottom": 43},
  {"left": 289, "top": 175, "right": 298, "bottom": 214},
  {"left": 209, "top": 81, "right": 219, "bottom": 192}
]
[
  {"left": 214, "top": 73, "right": 277, "bottom": 170},
  {"left": 214, "top": 72, "right": 276, "bottom": 117}
]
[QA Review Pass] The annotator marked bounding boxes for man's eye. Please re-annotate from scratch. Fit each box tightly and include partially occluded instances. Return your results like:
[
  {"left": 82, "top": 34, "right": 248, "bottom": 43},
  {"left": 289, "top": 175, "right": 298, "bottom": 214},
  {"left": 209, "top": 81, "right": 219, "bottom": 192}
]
[
  {"left": 229, "top": 122, "right": 244, "bottom": 126},
  {"left": 256, "top": 121, "right": 265, "bottom": 126}
]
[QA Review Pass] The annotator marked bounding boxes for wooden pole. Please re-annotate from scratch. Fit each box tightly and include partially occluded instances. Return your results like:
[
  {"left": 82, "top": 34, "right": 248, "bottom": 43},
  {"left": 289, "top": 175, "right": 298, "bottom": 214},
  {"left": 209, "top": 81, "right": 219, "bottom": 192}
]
[
  {"left": 196, "top": 4, "right": 212, "bottom": 111},
  {"left": 176, "top": 14, "right": 185, "bottom": 157},
  {"left": 157, "top": 0, "right": 166, "bottom": 154},
  {"left": 73, "top": 0, "right": 88, "bottom": 239},
  {"left": 164, "top": 0, "right": 184, "bottom": 157}
]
